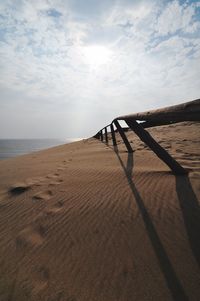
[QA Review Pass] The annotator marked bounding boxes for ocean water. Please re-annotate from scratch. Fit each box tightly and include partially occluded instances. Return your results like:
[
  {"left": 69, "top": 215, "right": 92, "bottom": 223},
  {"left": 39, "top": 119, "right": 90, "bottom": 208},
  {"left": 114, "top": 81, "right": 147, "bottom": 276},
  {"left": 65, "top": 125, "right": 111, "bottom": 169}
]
[{"left": 0, "top": 139, "right": 78, "bottom": 160}]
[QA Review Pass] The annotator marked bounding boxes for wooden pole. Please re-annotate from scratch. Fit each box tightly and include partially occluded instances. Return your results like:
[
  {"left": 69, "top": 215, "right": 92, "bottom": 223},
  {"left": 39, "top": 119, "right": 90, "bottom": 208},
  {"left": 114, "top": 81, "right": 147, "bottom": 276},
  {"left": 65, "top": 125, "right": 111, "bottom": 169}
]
[
  {"left": 100, "top": 130, "right": 103, "bottom": 141},
  {"left": 125, "top": 119, "right": 187, "bottom": 175},
  {"left": 110, "top": 123, "right": 117, "bottom": 146},
  {"left": 116, "top": 99, "right": 200, "bottom": 123},
  {"left": 114, "top": 120, "right": 133, "bottom": 153},
  {"left": 105, "top": 127, "right": 108, "bottom": 144}
]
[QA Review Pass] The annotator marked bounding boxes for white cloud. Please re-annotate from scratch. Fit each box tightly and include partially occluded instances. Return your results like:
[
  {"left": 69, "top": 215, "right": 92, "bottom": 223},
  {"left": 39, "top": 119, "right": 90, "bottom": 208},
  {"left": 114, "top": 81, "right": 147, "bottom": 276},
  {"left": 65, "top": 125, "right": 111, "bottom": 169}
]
[
  {"left": 0, "top": 0, "right": 200, "bottom": 138},
  {"left": 155, "top": 0, "right": 199, "bottom": 35}
]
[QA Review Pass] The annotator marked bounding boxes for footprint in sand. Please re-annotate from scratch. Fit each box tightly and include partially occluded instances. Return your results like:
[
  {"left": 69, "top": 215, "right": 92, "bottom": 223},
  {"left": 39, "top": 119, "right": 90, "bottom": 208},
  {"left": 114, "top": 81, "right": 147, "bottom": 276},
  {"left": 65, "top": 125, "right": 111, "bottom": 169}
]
[
  {"left": 46, "top": 175, "right": 53, "bottom": 179},
  {"left": 26, "top": 177, "right": 50, "bottom": 187},
  {"left": 16, "top": 224, "right": 46, "bottom": 248},
  {"left": 57, "top": 167, "right": 65, "bottom": 171},
  {"left": 9, "top": 183, "right": 30, "bottom": 195},
  {"left": 48, "top": 179, "right": 63, "bottom": 187},
  {"left": 33, "top": 190, "right": 53, "bottom": 201},
  {"left": 45, "top": 200, "right": 64, "bottom": 215},
  {"left": 46, "top": 174, "right": 59, "bottom": 180}
]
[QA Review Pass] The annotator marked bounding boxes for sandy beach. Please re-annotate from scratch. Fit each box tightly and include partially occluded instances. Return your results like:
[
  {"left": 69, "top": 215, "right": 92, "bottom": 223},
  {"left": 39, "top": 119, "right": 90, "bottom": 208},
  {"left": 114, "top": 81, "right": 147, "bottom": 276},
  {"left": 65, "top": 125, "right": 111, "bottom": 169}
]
[{"left": 0, "top": 121, "right": 200, "bottom": 301}]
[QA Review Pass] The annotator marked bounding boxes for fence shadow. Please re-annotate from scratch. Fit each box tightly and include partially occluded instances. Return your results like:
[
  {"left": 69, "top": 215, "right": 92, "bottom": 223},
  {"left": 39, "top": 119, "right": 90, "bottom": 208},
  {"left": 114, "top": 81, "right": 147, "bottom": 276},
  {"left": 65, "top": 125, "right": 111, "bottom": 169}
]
[
  {"left": 176, "top": 176, "right": 200, "bottom": 268},
  {"left": 113, "top": 146, "right": 188, "bottom": 301}
]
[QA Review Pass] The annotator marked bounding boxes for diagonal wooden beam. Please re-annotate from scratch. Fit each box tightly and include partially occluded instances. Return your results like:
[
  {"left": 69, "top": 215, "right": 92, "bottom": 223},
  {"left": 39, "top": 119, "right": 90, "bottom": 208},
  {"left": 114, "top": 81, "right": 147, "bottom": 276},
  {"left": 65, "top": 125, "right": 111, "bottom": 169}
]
[
  {"left": 114, "top": 120, "right": 133, "bottom": 153},
  {"left": 125, "top": 119, "right": 187, "bottom": 175}
]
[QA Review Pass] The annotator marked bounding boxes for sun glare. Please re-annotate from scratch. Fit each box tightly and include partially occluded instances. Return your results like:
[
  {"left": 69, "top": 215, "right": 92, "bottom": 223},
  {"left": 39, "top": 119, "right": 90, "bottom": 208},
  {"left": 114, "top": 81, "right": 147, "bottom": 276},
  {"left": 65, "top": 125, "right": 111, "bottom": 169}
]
[{"left": 82, "top": 45, "right": 111, "bottom": 68}]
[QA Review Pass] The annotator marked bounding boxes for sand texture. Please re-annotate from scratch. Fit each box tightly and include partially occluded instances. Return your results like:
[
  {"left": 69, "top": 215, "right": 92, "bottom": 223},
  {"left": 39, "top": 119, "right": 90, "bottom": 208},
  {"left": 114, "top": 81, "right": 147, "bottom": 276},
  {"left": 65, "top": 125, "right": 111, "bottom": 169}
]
[{"left": 0, "top": 121, "right": 200, "bottom": 301}]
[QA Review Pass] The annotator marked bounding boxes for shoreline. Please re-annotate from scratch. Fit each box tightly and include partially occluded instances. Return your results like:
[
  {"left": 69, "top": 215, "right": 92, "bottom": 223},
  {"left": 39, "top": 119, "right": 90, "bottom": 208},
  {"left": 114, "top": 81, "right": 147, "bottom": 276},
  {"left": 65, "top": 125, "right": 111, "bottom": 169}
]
[{"left": 0, "top": 138, "right": 83, "bottom": 161}]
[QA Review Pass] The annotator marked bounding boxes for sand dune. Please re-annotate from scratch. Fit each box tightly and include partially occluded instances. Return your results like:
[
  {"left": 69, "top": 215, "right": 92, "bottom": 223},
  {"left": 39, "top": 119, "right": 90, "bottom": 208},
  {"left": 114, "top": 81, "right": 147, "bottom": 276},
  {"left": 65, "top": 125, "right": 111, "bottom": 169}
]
[{"left": 0, "top": 121, "right": 200, "bottom": 300}]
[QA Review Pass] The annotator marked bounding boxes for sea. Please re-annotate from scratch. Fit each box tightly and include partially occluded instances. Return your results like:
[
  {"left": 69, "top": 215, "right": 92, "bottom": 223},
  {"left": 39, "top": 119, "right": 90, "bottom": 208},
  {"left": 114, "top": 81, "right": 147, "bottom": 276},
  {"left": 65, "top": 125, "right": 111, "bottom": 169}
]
[{"left": 0, "top": 139, "right": 80, "bottom": 160}]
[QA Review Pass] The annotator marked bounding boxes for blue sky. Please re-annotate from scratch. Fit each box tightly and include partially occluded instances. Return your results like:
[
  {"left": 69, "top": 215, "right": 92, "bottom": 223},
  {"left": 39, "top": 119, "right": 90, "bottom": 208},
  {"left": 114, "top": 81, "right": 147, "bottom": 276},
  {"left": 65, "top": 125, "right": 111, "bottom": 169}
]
[{"left": 0, "top": 0, "right": 200, "bottom": 138}]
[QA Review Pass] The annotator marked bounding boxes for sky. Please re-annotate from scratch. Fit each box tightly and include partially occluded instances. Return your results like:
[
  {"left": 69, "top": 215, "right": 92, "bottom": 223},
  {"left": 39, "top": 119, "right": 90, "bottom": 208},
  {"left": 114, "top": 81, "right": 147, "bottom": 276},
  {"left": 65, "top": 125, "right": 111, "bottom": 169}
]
[{"left": 0, "top": 0, "right": 200, "bottom": 139}]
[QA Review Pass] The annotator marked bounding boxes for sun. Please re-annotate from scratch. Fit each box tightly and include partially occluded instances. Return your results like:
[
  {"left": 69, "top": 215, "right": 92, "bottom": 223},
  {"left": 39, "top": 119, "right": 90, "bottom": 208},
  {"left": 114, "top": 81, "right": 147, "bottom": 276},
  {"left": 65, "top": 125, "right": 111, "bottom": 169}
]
[{"left": 82, "top": 45, "right": 111, "bottom": 68}]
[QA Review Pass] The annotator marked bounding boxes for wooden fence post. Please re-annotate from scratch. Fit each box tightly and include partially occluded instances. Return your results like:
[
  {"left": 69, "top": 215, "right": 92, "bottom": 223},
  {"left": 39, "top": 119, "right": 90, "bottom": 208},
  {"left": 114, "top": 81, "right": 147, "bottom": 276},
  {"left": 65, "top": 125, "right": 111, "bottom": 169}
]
[
  {"left": 105, "top": 127, "right": 108, "bottom": 144},
  {"left": 100, "top": 130, "right": 103, "bottom": 141},
  {"left": 114, "top": 120, "right": 133, "bottom": 153},
  {"left": 110, "top": 123, "right": 117, "bottom": 146},
  {"left": 126, "top": 119, "right": 187, "bottom": 174}
]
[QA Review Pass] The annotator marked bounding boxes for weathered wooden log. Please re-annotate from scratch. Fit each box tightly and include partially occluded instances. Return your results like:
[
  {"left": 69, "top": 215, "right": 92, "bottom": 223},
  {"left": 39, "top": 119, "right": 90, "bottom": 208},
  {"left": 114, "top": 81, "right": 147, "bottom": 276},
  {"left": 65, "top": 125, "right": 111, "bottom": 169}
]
[
  {"left": 116, "top": 99, "right": 200, "bottom": 123},
  {"left": 100, "top": 130, "right": 103, "bottom": 141},
  {"left": 105, "top": 127, "right": 108, "bottom": 144},
  {"left": 110, "top": 123, "right": 117, "bottom": 146},
  {"left": 126, "top": 119, "right": 187, "bottom": 175},
  {"left": 141, "top": 120, "right": 179, "bottom": 129},
  {"left": 114, "top": 120, "right": 133, "bottom": 153}
]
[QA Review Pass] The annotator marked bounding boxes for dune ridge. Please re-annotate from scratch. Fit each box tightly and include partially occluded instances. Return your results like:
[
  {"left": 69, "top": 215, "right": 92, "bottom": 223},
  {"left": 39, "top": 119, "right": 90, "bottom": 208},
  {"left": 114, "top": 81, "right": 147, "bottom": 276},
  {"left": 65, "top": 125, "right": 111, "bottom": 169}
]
[{"left": 0, "top": 121, "right": 200, "bottom": 301}]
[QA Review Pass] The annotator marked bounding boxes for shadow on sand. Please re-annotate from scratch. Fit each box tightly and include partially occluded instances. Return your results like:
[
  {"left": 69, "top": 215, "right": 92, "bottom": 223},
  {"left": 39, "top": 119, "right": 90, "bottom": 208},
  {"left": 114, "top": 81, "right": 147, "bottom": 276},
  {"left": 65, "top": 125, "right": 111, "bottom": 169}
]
[
  {"left": 176, "top": 176, "right": 200, "bottom": 268},
  {"left": 113, "top": 146, "right": 188, "bottom": 301}
]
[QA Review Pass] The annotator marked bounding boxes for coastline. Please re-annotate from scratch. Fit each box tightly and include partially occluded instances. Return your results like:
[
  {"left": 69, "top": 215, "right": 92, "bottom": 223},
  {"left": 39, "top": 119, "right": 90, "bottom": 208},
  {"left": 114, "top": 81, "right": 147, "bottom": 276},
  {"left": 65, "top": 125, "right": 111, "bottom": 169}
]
[{"left": 0, "top": 138, "right": 82, "bottom": 160}]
